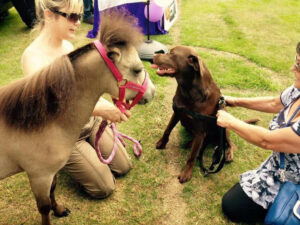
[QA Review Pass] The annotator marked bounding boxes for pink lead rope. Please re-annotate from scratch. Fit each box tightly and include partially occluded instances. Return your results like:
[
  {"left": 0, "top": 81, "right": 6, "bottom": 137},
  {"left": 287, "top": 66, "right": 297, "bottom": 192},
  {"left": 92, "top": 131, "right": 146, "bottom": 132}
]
[
  {"left": 93, "top": 40, "right": 146, "bottom": 164},
  {"left": 94, "top": 120, "right": 142, "bottom": 164}
]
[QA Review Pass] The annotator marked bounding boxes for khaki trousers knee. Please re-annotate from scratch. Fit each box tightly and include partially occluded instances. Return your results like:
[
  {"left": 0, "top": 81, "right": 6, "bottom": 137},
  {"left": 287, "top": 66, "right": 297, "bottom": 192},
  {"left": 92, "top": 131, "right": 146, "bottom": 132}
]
[{"left": 64, "top": 117, "right": 132, "bottom": 198}]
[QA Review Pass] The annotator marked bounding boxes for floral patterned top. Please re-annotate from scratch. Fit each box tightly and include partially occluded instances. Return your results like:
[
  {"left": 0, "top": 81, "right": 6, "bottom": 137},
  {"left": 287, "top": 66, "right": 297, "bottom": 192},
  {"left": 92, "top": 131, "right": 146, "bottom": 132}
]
[{"left": 240, "top": 85, "right": 300, "bottom": 209}]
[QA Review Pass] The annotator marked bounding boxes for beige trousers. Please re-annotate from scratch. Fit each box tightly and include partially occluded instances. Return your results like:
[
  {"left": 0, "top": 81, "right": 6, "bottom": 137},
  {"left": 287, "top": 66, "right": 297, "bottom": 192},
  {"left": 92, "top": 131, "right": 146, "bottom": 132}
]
[{"left": 64, "top": 117, "right": 132, "bottom": 198}]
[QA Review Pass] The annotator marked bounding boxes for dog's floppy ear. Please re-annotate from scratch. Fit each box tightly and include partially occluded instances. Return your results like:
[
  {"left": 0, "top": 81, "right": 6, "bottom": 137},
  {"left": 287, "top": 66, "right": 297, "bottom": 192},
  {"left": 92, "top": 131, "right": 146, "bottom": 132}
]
[
  {"left": 199, "top": 59, "right": 211, "bottom": 79},
  {"left": 187, "top": 54, "right": 200, "bottom": 72}
]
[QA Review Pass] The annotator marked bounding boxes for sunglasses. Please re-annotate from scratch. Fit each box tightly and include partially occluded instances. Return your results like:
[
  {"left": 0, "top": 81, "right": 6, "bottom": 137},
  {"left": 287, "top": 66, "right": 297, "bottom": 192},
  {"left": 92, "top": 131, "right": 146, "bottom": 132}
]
[
  {"left": 295, "top": 55, "right": 300, "bottom": 72},
  {"left": 51, "top": 9, "right": 82, "bottom": 23}
]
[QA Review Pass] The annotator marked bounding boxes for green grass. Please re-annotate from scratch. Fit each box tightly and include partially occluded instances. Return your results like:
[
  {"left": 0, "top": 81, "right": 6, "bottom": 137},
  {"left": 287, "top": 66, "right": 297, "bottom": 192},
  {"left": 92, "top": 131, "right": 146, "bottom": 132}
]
[
  {"left": 180, "top": 0, "right": 300, "bottom": 74},
  {"left": 0, "top": 1, "right": 298, "bottom": 224}
]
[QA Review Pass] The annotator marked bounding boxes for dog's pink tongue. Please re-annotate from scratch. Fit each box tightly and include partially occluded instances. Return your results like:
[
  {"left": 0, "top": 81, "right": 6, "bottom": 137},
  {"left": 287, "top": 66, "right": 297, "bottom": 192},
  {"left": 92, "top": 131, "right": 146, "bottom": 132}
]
[
  {"left": 151, "top": 64, "right": 158, "bottom": 69},
  {"left": 156, "top": 67, "right": 176, "bottom": 75},
  {"left": 156, "top": 69, "right": 165, "bottom": 75}
]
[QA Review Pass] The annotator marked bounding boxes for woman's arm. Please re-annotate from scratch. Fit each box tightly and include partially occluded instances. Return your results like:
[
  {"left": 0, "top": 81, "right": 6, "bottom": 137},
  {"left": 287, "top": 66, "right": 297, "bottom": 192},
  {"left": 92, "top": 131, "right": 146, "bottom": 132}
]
[
  {"left": 92, "top": 97, "right": 131, "bottom": 123},
  {"left": 217, "top": 110, "right": 300, "bottom": 153},
  {"left": 225, "top": 96, "right": 283, "bottom": 113}
]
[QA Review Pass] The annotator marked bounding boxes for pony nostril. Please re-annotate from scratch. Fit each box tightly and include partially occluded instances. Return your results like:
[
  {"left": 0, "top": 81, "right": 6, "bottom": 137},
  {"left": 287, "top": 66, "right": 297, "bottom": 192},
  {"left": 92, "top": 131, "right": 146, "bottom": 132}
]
[{"left": 138, "top": 98, "right": 148, "bottom": 105}]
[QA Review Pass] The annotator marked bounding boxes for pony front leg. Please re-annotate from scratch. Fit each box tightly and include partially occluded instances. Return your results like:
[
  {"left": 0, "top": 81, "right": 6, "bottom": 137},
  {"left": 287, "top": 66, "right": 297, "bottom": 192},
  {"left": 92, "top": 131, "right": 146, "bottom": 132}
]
[
  {"left": 50, "top": 174, "right": 70, "bottom": 217},
  {"left": 29, "top": 174, "right": 56, "bottom": 225}
]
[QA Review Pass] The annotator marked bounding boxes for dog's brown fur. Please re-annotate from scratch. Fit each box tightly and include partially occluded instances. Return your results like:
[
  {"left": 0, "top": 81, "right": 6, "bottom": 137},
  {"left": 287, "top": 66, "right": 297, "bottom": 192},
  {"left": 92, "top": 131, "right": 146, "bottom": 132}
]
[{"left": 153, "top": 46, "right": 236, "bottom": 183}]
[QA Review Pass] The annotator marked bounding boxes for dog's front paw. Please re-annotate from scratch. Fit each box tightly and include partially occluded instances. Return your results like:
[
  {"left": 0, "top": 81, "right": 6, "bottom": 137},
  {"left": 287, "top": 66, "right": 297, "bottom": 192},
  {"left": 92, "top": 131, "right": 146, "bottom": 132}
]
[
  {"left": 156, "top": 138, "right": 168, "bottom": 149},
  {"left": 178, "top": 168, "right": 193, "bottom": 183},
  {"left": 53, "top": 205, "right": 71, "bottom": 217},
  {"left": 225, "top": 147, "right": 235, "bottom": 162}
]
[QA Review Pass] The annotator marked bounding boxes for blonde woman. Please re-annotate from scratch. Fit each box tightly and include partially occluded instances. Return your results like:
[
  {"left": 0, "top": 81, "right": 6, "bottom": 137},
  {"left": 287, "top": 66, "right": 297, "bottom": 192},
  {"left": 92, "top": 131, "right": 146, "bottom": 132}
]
[{"left": 22, "top": 0, "right": 132, "bottom": 198}]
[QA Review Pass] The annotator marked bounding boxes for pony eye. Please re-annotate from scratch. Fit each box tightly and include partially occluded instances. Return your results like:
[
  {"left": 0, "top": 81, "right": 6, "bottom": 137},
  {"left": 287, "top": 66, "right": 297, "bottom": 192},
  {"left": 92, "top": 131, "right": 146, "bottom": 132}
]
[{"left": 133, "top": 69, "right": 143, "bottom": 75}]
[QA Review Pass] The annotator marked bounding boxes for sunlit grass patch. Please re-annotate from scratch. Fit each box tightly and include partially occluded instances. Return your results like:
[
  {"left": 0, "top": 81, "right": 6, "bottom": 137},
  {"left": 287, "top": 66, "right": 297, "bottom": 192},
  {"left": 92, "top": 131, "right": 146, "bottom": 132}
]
[{"left": 181, "top": 0, "right": 300, "bottom": 74}]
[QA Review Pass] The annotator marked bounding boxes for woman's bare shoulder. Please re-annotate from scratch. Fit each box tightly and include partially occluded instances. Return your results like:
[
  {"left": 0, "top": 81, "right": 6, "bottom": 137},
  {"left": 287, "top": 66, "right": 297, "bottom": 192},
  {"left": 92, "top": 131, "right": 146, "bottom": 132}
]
[
  {"left": 21, "top": 45, "right": 48, "bottom": 76},
  {"left": 63, "top": 40, "right": 74, "bottom": 54}
]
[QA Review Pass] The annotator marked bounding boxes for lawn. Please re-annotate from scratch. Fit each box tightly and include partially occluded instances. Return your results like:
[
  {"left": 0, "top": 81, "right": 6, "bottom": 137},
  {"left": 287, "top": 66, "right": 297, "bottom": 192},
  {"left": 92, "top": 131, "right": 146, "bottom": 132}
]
[{"left": 0, "top": 0, "right": 299, "bottom": 224}]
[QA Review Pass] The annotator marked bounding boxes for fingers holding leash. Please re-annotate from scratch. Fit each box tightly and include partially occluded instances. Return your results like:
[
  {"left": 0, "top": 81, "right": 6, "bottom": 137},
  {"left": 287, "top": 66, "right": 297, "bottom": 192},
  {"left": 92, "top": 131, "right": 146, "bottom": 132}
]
[
  {"left": 107, "top": 108, "right": 130, "bottom": 123},
  {"left": 216, "top": 110, "right": 236, "bottom": 128},
  {"left": 223, "top": 96, "right": 238, "bottom": 107},
  {"left": 123, "top": 110, "right": 131, "bottom": 120},
  {"left": 93, "top": 104, "right": 131, "bottom": 123}
]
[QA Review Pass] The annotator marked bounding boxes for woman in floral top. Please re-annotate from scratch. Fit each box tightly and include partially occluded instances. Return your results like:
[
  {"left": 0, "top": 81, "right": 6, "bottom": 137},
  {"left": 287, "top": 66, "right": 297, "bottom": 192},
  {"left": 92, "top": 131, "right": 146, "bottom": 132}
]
[{"left": 216, "top": 42, "right": 300, "bottom": 223}]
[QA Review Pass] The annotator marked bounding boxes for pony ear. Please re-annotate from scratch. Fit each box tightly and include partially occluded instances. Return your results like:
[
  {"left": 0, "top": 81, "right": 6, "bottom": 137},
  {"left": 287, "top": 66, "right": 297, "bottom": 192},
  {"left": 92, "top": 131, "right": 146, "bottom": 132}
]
[
  {"left": 187, "top": 54, "right": 200, "bottom": 72},
  {"left": 107, "top": 47, "right": 121, "bottom": 62}
]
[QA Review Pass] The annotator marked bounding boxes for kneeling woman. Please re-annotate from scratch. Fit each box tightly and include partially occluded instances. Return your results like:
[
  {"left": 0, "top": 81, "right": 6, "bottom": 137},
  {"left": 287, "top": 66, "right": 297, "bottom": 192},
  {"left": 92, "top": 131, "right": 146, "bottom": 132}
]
[{"left": 217, "top": 42, "right": 300, "bottom": 223}]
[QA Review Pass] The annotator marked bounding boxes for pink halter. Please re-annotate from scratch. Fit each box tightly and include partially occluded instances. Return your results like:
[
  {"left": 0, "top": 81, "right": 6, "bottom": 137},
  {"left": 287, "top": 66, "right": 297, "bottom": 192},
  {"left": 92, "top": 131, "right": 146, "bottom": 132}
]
[
  {"left": 94, "top": 40, "right": 149, "bottom": 113},
  {"left": 93, "top": 40, "right": 147, "bottom": 164}
]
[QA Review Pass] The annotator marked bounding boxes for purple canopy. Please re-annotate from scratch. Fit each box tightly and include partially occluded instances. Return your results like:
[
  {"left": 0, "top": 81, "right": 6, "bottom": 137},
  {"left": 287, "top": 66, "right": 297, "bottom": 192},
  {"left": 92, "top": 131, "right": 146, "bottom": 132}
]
[{"left": 87, "top": 1, "right": 168, "bottom": 39}]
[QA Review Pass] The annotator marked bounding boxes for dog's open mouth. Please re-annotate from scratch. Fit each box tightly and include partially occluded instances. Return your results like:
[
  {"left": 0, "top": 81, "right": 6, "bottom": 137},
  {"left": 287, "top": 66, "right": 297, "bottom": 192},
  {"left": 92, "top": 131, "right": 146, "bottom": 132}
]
[{"left": 151, "top": 64, "right": 176, "bottom": 76}]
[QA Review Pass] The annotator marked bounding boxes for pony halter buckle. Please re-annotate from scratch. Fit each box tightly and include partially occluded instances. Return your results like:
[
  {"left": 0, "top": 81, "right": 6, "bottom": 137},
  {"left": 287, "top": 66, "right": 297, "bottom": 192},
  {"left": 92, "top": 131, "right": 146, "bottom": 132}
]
[{"left": 94, "top": 40, "right": 149, "bottom": 113}]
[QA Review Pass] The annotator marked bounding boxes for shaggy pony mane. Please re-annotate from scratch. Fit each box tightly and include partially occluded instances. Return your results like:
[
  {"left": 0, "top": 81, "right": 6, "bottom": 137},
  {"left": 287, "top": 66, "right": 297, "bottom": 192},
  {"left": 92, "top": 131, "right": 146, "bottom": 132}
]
[
  {"left": 0, "top": 56, "right": 75, "bottom": 130},
  {"left": 100, "top": 8, "right": 144, "bottom": 48}
]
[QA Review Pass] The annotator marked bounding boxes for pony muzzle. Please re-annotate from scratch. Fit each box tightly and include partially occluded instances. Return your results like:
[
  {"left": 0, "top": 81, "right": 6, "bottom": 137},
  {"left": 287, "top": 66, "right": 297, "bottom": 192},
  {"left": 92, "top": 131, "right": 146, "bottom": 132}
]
[{"left": 113, "top": 71, "right": 149, "bottom": 113}]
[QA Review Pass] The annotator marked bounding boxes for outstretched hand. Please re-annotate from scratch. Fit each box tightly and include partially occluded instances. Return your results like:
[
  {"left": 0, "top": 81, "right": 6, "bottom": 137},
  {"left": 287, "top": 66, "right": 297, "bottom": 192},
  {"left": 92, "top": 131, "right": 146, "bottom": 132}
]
[{"left": 216, "top": 110, "right": 236, "bottom": 128}]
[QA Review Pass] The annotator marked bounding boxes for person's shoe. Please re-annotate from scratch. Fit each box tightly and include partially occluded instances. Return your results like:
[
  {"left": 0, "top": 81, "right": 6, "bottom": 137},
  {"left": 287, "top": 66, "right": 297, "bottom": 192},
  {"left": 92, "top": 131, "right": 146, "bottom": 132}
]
[{"left": 83, "top": 16, "right": 94, "bottom": 25}]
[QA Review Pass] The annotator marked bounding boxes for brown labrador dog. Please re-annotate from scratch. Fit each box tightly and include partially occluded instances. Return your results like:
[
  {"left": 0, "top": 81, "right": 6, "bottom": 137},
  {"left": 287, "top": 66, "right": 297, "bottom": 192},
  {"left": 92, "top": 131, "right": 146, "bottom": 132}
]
[{"left": 152, "top": 46, "right": 236, "bottom": 183}]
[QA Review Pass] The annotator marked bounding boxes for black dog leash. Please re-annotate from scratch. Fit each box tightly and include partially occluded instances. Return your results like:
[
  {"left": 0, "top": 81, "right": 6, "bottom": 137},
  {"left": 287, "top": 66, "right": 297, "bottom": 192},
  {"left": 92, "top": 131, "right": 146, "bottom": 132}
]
[
  {"left": 198, "top": 124, "right": 227, "bottom": 176},
  {"left": 173, "top": 97, "right": 227, "bottom": 176}
]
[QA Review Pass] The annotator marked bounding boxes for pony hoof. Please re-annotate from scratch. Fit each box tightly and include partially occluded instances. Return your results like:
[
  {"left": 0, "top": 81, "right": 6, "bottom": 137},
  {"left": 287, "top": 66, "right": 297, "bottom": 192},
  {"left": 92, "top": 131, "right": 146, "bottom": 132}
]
[
  {"left": 53, "top": 207, "right": 71, "bottom": 217},
  {"left": 156, "top": 140, "right": 167, "bottom": 149}
]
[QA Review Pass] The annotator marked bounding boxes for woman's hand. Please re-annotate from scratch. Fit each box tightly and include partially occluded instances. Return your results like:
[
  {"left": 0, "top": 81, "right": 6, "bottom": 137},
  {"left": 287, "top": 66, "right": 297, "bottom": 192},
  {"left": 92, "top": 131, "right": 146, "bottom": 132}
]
[
  {"left": 92, "top": 98, "right": 131, "bottom": 123},
  {"left": 100, "top": 107, "right": 131, "bottom": 123},
  {"left": 224, "top": 96, "right": 238, "bottom": 107},
  {"left": 216, "top": 110, "right": 236, "bottom": 128}
]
